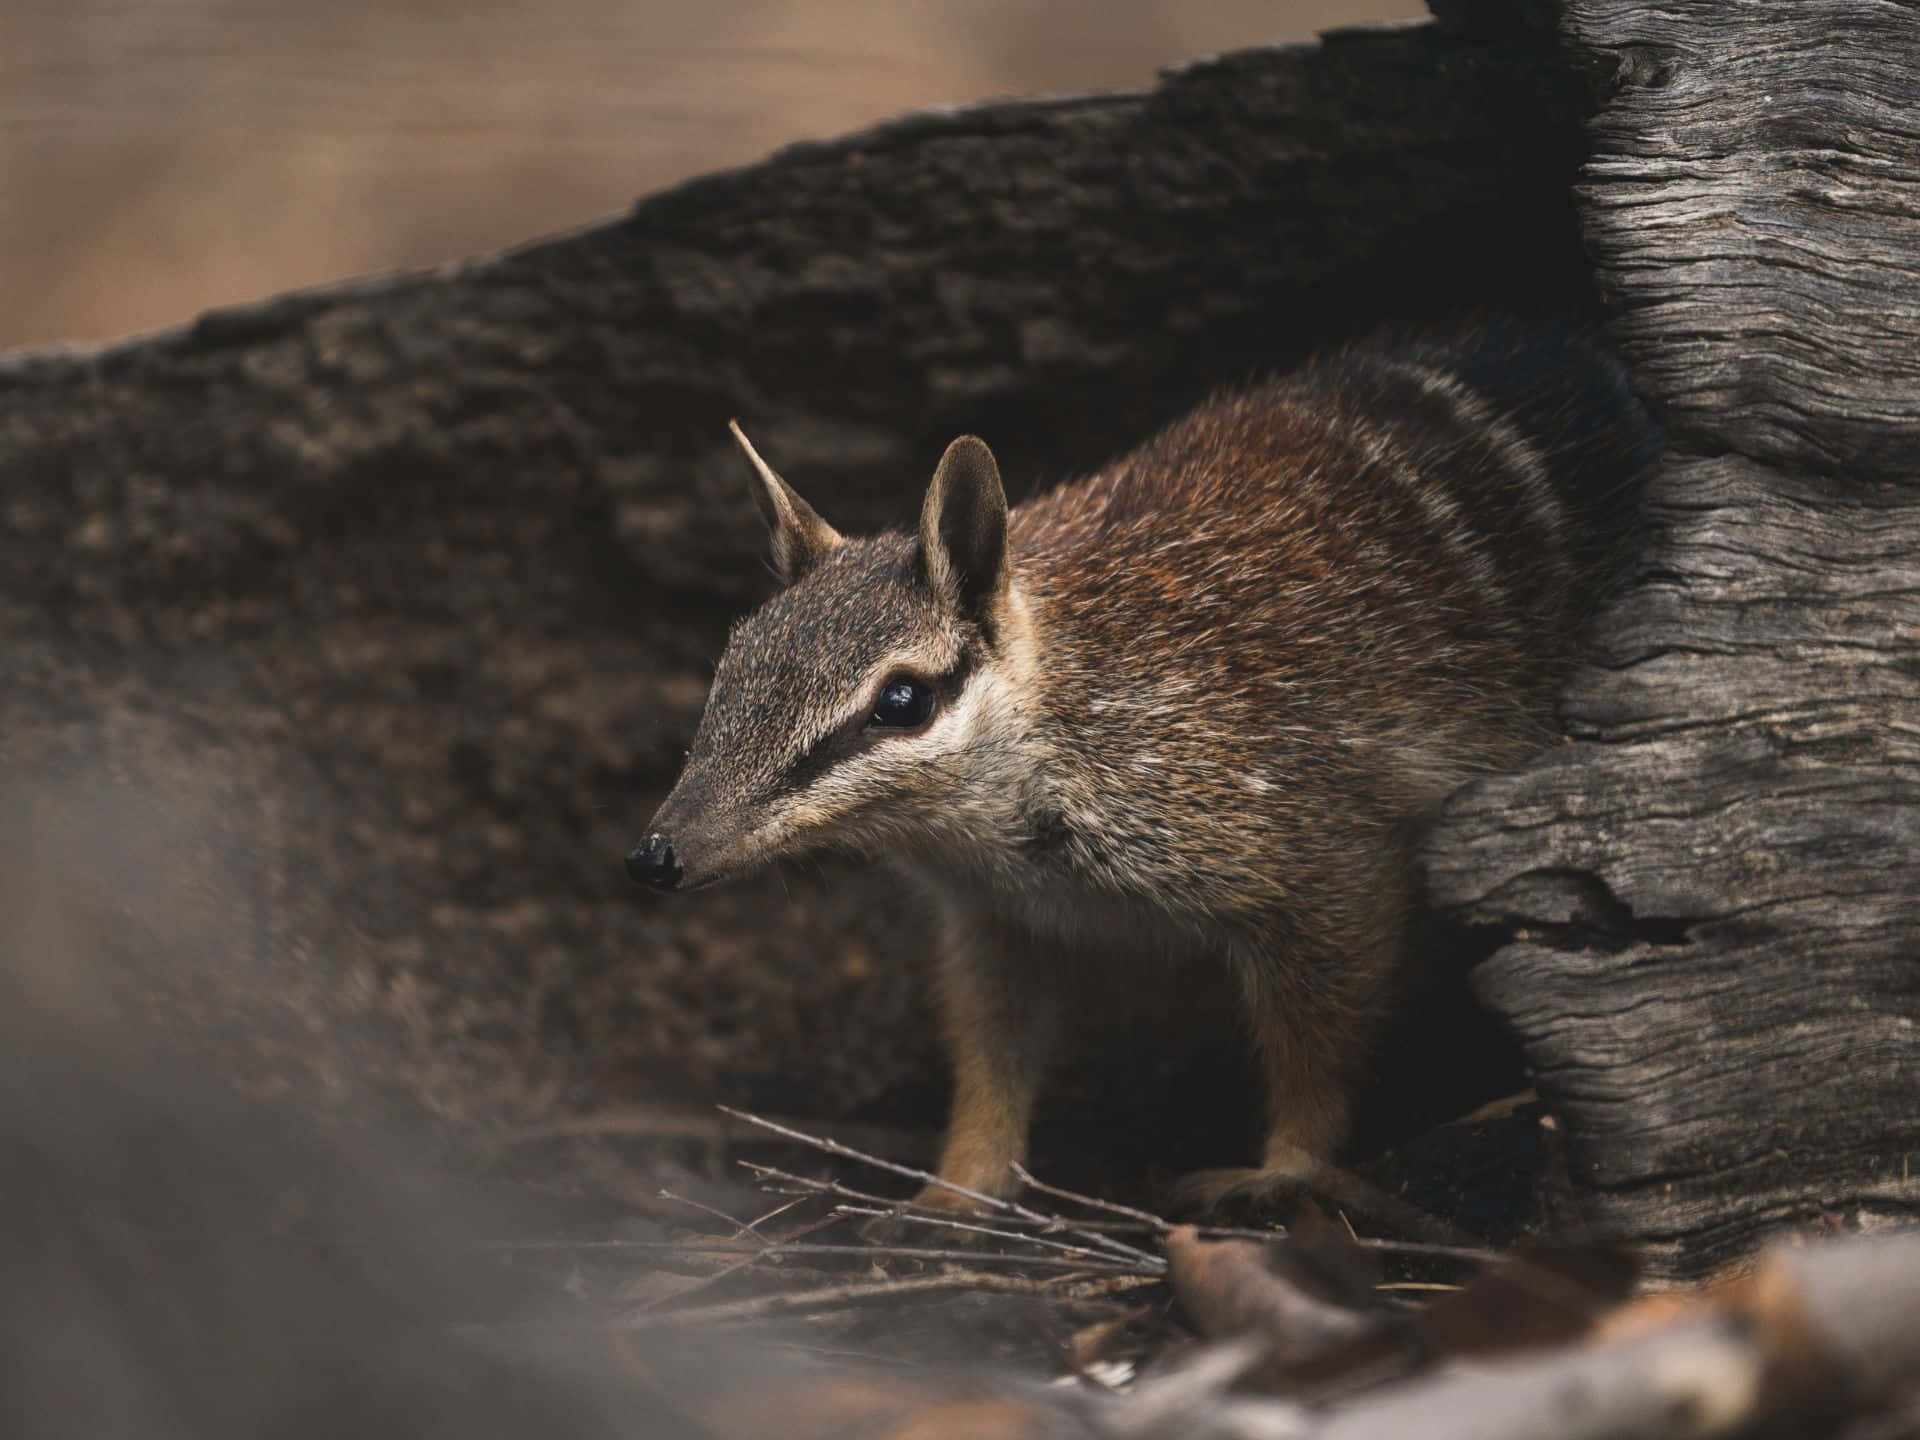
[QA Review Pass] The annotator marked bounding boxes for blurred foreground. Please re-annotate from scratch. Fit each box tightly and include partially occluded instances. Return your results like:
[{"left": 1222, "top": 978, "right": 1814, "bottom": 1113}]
[{"left": 6, "top": 784, "right": 1916, "bottom": 1439}]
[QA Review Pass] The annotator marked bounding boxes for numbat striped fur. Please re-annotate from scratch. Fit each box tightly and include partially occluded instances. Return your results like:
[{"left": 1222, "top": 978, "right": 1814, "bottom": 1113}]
[{"left": 629, "top": 326, "right": 1656, "bottom": 1213}]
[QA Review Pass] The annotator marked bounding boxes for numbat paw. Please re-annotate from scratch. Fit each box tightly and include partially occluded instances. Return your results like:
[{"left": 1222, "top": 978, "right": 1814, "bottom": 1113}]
[{"left": 1164, "top": 1164, "right": 1321, "bottom": 1223}]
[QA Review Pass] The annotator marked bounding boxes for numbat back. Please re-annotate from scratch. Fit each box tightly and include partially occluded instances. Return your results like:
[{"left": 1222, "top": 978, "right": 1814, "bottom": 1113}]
[{"left": 628, "top": 326, "right": 1656, "bottom": 1213}]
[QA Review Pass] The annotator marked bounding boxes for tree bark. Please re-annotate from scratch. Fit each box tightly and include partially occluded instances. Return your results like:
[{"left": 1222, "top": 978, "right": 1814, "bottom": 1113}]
[{"left": 1426, "top": 0, "right": 1920, "bottom": 1279}]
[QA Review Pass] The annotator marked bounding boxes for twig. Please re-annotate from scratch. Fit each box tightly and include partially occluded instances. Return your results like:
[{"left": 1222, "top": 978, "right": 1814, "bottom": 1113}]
[
  {"left": 718, "top": 1106, "right": 1164, "bottom": 1268},
  {"left": 748, "top": 1155, "right": 1500, "bottom": 1268},
  {"left": 718, "top": 1105, "right": 991, "bottom": 1198},
  {"left": 506, "top": 1235, "right": 1139, "bottom": 1272},
  {"left": 753, "top": 1172, "right": 1155, "bottom": 1233},
  {"left": 631, "top": 1201, "right": 832, "bottom": 1313},
  {"left": 831, "top": 1201, "right": 1167, "bottom": 1272},
  {"left": 744, "top": 1194, "right": 810, "bottom": 1234},
  {"left": 1017, "top": 1162, "right": 1503, "bottom": 1266},
  {"left": 749, "top": 1160, "right": 1137, "bottom": 1257},
  {"left": 760, "top": 1242, "right": 1137, "bottom": 1272},
  {"left": 619, "top": 1270, "right": 1065, "bottom": 1328},
  {"left": 736, "top": 1159, "right": 1160, "bottom": 1265},
  {"left": 741, "top": 1159, "right": 944, "bottom": 1213},
  {"left": 658, "top": 1187, "right": 776, "bottom": 1238},
  {"left": 1013, "top": 1163, "right": 1172, "bottom": 1230}
]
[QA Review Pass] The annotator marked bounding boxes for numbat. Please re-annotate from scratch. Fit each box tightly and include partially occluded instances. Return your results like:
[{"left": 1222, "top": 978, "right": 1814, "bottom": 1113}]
[{"left": 628, "top": 327, "right": 1655, "bottom": 1214}]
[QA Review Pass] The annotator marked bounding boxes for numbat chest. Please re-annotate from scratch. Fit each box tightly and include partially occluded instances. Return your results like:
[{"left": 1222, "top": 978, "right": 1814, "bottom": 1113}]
[{"left": 628, "top": 325, "right": 1656, "bottom": 1213}]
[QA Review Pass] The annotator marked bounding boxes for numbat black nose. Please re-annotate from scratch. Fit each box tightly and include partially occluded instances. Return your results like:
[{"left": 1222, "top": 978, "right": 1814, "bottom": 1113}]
[{"left": 625, "top": 833, "right": 682, "bottom": 891}]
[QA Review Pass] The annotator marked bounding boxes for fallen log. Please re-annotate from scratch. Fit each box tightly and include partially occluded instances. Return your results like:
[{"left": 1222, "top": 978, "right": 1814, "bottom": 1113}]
[{"left": 1424, "top": 0, "right": 1920, "bottom": 1280}]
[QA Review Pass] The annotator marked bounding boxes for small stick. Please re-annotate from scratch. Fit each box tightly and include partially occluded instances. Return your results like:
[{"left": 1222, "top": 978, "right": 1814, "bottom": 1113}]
[
  {"left": 746, "top": 1157, "right": 1500, "bottom": 1265},
  {"left": 718, "top": 1105, "right": 1164, "bottom": 1268},
  {"left": 763, "top": 1165, "right": 1500, "bottom": 1268},
  {"left": 1026, "top": 1152, "right": 1486, "bottom": 1252},
  {"left": 746, "top": 1159, "right": 1091, "bottom": 1233},
  {"left": 748, "top": 1163, "right": 1181, "bottom": 1247},
  {"left": 753, "top": 1171, "right": 1498, "bottom": 1263},
  {"left": 634, "top": 1251, "right": 758, "bottom": 1313},
  {"left": 831, "top": 1202, "right": 1166, "bottom": 1272},
  {"left": 508, "top": 1235, "right": 1137, "bottom": 1272},
  {"left": 756, "top": 1241, "right": 1138, "bottom": 1271},
  {"left": 718, "top": 1105, "right": 994, "bottom": 1199},
  {"left": 620, "top": 1269, "right": 1062, "bottom": 1329},
  {"left": 741, "top": 1159, "right": 942, "bottom": 1213},
  {"left": 749, "top": 1161, "right": 1114, "bottom": 1247},
  {"left": 658, "top": 1187, "right": 778, "bottom": 1239},
  {"left": 737, "top": 1159, "right": 1150, "bottom": 1262},
  {"left": 1012, "top": 1163, "right": 1172, "bottom": 1230},
  {"left": 1012, "top": 1162, "right": 1503, "bottom": 1266},
  {"left": 632, "top": 1202, "right": 833, "bottom": 1313},
  {"left": 743, "top": 1195, "right": 811, "bottom": 1234}
]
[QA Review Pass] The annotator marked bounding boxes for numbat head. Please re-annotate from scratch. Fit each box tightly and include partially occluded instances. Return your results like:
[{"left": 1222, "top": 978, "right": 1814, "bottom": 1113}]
[
  {"left": 630, "top": 326, "right": 1657, "bottom": 1214},
  {"left": 629, "top": 424, "right": 1045, "bottom": 896}
]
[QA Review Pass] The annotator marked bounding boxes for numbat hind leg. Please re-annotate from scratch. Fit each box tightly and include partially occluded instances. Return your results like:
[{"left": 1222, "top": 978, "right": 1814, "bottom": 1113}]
[
  {"left": 1164, "top": 1063, "right": 1349, "bottom": 1220},
  {"left": 1169, "top": 929, "right": 1383, "bottom": 1219}
]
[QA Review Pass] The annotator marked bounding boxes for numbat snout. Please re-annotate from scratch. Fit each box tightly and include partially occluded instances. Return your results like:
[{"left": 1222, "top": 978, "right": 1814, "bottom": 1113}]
[{"left": 628, "top": 326, "right": 1656, "bottom": 1212}]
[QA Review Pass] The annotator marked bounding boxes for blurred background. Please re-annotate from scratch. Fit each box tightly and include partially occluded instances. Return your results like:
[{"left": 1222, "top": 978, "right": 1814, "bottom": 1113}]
[{"left": 3, "top": 0, "right": 1424, "bottom": 350}]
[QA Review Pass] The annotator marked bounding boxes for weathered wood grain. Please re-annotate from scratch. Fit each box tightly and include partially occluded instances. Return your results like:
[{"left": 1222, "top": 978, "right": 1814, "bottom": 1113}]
[
  {"left": 1573, "top": 0, "right": 1920, "bottom": 478},
  {"left": 1430, "top": 459, "right": 1920, "bottom": 1274},
  {"left": 1428, "top": 0, "right": 1920, "bottom": 1279}
]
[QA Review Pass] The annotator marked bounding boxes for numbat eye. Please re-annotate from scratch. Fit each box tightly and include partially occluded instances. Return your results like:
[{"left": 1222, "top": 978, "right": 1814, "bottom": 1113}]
[{"left": 870, "top": 676, "right": 935, "bottom": 729}]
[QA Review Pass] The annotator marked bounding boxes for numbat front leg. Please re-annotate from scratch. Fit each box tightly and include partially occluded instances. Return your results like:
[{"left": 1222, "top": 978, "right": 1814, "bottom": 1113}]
[{"left": 916, "top": 920, "right": 1060, "bottom": 1211}]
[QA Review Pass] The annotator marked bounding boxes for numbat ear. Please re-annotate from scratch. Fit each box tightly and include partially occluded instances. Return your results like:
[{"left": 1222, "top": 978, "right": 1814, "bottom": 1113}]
[
  {"left": 730, "top": 420, "right": 843, "bottom": 586},
  {"left": 918, "top": 435, "right": 1010, "bottom": 630}
]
